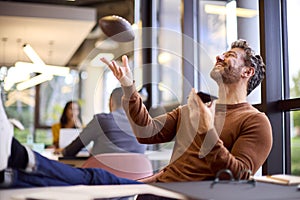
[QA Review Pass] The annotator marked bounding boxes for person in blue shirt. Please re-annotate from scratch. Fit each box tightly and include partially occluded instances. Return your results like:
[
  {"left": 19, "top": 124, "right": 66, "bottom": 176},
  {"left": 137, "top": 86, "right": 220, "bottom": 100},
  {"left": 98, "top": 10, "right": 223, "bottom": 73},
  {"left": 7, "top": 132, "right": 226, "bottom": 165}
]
[{"left": 61, "top": 87, "right": 147, "bottom": 156}]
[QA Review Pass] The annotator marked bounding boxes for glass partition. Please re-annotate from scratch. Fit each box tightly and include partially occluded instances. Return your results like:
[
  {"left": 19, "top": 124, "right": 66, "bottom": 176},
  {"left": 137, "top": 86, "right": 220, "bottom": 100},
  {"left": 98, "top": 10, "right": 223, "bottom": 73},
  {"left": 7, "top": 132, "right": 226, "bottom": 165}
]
[
  {"left": 290, "top": 110, "right": 300, "bottom": 175},
  {"left": 287, "top": 0, "right": 300, "bottom": 100},
  {"left": 38, "top": 69, "right": 80, "bottom": 127},
  {"left": 286, "top": 0, "right": 300, "bottom": 175},
  {"left": 197, "top": 0, "right": 261, "bottom": 104}
]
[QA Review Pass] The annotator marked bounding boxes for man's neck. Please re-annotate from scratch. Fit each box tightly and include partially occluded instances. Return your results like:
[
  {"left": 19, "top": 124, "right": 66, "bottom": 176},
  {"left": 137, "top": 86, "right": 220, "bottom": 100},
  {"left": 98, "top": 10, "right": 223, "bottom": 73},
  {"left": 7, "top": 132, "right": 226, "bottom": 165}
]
[
  {"left": 110, "top": 106, "right": 122, "bottom": 112},
  {"left": 217, "top": 83, "right": 247, "bottom": 104}
]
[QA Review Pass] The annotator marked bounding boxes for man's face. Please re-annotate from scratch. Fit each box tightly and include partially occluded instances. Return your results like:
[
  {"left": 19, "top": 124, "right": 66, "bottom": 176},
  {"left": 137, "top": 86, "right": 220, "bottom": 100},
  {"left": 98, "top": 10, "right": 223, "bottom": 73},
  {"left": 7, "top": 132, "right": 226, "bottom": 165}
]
[{"left": 210, "top": 47, "right": 246, "bottom": 84}]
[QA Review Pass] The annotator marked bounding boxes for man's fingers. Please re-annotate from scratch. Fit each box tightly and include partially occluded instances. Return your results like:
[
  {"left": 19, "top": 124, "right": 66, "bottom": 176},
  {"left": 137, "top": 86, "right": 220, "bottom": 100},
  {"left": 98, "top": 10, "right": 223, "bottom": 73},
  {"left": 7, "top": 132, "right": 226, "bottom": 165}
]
[
  {"left": 122, "top": 55, "right": 128, "bottom": 67},
  {"left": 188, "top": 88, "right": 201, "bottom": 109},
  {"left": 100, "top": 57, "right": 110, "bottom": 65},
  {"left": 122, "top": 55, "right": 132, "bottom": 73},
  {"left": 100, "top": 55, "right": 133, "bottom": 86},
  {"left": 100, "top": 57, "right": 118, "bottom": 75}
]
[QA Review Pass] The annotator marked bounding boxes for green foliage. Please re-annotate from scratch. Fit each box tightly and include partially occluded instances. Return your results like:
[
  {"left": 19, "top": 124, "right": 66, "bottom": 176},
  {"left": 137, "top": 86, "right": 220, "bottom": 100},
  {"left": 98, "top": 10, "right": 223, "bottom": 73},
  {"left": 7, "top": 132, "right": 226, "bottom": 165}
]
[
  {"left": 292, "top": 70, "right": 300, "bottom": 97},
  {"left": 35, "top": 128, "right": 53, "bottom": 146},
  {"left": 14, "top": 128, "right": 30, "bottom": 144},
  {"left": 294, "top": 111, "right": 300, "bottom": 127},
  {"left": 291, "top": 136, "right": 300, "bottom": 175},
  {"left": 291, "top": 71, "right": 300, "bottom": 175},
  {"left": 47, "top": 104, "right": 63, "bottom": 122},
  {"left": 292, "top": 71, "right": 300, "bottom": 127},
  {"left": 6, "top": 104, "right": 34, "bottom": 128}
]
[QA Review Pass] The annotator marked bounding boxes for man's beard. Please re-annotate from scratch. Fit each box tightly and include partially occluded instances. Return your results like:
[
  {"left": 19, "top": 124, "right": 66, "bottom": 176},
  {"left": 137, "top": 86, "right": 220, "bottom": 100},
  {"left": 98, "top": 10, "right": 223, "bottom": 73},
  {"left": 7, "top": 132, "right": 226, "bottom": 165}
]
[{"left": 210, "top": 65, "right": 242, "bottom": 84}]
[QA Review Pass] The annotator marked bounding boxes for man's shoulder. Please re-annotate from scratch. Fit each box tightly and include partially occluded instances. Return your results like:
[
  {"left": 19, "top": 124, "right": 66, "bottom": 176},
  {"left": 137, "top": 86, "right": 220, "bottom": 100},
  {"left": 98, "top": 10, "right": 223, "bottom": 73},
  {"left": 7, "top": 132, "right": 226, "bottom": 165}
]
[
  {"left": 94, "top": 112, "right": 113, "bottom": 120},
  {"left": 227, "top": 103, "right": 268, "bottom": 121},
  {"left": 241, "top": 105, "right": 270, "bottom": 124}
]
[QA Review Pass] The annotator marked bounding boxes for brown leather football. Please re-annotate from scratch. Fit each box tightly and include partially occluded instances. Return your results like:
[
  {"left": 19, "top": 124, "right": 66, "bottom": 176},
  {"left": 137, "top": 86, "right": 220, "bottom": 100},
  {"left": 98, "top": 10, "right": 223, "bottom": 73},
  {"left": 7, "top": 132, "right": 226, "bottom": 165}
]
[{"left": 99, "top": 15, "right": 135, "bottom": 42}]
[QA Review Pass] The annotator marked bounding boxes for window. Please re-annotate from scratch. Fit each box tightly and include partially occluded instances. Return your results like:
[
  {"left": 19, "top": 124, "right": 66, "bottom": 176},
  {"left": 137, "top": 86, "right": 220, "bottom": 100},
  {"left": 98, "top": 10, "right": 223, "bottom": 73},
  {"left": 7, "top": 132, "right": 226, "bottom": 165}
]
[
  {"left": 287, "top": 0, "right": 300, "bottom": 100},
  {"left": 5, "top": 87, "right": 35, "bottom": 144},
  {"left": 38, "top": 70, "right": 80, "bottom": 127},
  {"left": 197, "top": 0, "right": 261, "bottom": 104},
  {"left": 287, "top": 0, "right": 300, "bottom": 175},
  {"left": 290, "top": 111, "right": 300, "bottom": 174},
  {"left": 157, "top": 0, "right": 182, "bottom": 105},
  {"left": 259, "top": 0, "right": 300, "bottom": 175},
  {"left": 36, "top": 70, "right": 81, "bottom": 146}
]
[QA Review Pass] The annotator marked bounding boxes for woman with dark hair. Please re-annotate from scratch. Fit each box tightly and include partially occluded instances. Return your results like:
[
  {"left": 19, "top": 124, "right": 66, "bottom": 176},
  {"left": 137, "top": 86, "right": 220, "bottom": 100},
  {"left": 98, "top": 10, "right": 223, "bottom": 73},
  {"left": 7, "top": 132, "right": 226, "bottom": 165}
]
[{"left": 51, "top": 101, "right": 83, "bottom": 148}]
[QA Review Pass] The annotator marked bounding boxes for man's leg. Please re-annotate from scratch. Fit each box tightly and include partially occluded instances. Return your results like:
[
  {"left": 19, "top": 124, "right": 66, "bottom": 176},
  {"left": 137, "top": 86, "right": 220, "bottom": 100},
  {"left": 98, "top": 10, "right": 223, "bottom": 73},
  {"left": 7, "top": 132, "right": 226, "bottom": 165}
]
[
  {"left": 15, "top": 150, "right": 140, "bottom": 187},
  {"left": 1, "top": 97, "right": 139, "bottom": 188},
  {"left": 12, "top": 152, "right": 140, "bottom": 187},
  {"left": 0, "top": 95, "right": 13, "bottom": 171},
  {"left": 0, "top": 93, "right": 14, "bottom": 185},
  {"left": 3, "top": 138, "right": 140, "bottom": 188}
]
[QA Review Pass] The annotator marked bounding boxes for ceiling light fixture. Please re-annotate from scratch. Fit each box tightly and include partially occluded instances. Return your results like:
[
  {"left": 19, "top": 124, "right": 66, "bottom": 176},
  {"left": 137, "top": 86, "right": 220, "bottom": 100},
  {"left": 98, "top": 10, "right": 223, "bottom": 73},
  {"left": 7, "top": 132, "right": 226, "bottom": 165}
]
[
  {"left": 16, "top": 73, "right": 53, "bottom": 91},
  {"left": 15, "top": 61, "right": 70, "bottom": 76},
  {"left": 10, "top": 43, "right": 71, "bottom": 91},
  {"left": 21, "top": 43, "right": 69, "bottom": 76},
  {"left": 23, "top": 44, "right": 45, "bottom": 66}
]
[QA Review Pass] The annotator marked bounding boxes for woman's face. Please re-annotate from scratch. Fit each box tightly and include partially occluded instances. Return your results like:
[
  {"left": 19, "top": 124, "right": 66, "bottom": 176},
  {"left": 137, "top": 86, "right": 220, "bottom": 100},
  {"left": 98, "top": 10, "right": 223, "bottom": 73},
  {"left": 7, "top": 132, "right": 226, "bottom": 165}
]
[{"left": 66, "top": 102, "right": 80, "bottom": 120}]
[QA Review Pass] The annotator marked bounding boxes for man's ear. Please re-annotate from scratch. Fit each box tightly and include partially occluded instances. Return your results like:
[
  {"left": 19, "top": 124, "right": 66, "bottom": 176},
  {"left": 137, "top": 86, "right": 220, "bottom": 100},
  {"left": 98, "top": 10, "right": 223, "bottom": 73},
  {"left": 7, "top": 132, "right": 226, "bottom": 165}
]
[{"left": 241, "top": 66, "right": 255, "bottom": 78}]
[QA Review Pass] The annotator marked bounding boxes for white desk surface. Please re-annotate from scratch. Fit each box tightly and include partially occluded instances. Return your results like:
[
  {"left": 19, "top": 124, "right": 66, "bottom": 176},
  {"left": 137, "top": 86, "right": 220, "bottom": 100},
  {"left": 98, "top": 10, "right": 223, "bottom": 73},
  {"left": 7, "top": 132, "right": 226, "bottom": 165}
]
[
  {"left": 0, "top": 184, "right": 186, "bottom": 200},
  {"left": 41, "top": 148, "right": 172, "bottom": 161}
]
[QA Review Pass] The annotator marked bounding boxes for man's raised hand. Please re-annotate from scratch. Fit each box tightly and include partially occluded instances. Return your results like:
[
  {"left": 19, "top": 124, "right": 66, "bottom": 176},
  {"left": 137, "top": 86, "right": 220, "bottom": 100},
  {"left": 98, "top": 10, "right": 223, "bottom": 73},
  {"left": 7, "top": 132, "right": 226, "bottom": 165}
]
[{"left": 100, "top": 55, "right": 133, "bottom": 86}]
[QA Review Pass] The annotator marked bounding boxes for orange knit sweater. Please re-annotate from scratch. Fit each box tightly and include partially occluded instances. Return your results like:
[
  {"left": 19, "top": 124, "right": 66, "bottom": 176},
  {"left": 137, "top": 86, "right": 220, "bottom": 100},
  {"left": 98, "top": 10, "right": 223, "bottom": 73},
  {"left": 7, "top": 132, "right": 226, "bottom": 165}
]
[{"left": 122, "top": 85, "right": 272, "bottom": 182}]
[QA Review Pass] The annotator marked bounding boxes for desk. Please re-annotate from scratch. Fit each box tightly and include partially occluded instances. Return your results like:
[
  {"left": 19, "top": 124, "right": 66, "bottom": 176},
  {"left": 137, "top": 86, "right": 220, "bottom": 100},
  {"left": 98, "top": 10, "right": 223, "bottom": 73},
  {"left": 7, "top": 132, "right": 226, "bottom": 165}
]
[
  {"left": 57, "top": 150, "right": 172, "bottom": 168},
  {"left": 153, "top": 181, "right": 300, "bottom": 200},
  {"left": 1, "top": 181, "right": 299, "bottom": 200},
  {"left": 0, "top": 184, "right": 186, "bottom": 200},
  {"left": 58, "top": 156, "right": 89, "bottom": 167},
  {"left": 41, "top": 148, "right": 90, "bottom": 167}
]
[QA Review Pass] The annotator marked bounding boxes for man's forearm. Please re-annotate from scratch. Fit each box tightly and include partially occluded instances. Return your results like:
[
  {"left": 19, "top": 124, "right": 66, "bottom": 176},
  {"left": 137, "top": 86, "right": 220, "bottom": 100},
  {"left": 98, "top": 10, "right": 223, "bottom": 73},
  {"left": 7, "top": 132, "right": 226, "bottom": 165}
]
[{"left": 62, "top": 137, "right": 84, "bottom": 156}]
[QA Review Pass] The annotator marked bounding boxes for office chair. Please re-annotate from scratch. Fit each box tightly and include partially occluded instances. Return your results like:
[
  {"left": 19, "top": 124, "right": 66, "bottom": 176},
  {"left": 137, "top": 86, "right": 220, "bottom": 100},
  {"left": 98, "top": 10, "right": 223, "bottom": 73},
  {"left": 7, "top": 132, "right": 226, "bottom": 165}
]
[{"left": 81, "top": 153, "right": 153, "bottom": 180}]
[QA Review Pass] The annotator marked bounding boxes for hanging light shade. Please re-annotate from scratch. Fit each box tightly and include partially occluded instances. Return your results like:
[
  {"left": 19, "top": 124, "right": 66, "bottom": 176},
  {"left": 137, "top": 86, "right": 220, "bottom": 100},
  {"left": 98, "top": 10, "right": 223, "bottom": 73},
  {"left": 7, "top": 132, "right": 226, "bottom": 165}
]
[{"left": 23, "top": 44, "right": 45, "bottom": 66}]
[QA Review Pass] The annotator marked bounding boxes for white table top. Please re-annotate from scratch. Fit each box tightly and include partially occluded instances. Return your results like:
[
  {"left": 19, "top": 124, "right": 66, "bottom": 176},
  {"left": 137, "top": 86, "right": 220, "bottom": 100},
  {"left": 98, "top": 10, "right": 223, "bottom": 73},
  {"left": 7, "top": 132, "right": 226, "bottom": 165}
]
[{"left": 0, "top": 184, "right": 186, "bottom": 200}]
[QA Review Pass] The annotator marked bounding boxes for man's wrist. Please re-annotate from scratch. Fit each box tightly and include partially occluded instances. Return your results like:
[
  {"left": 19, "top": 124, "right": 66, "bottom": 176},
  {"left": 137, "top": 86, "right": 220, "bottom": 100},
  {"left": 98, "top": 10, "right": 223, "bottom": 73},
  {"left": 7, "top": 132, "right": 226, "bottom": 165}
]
[{"left": 121, "top": 81, "right": 136, "bottom": 99}]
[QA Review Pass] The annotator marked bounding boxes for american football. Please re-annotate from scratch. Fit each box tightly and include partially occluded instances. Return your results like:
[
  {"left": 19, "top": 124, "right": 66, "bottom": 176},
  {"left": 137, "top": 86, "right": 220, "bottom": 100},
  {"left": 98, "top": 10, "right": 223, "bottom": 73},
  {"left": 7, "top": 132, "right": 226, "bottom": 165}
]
[{"left": 99, "top": 15, "right": 135, "bottom": 42}]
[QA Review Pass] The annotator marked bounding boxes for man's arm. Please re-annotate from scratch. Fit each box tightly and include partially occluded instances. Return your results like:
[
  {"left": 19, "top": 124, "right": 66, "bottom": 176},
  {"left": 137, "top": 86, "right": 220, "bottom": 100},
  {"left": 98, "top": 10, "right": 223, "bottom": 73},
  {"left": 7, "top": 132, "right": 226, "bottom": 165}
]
[
  {"left": 100, "top": 55, "right": 179, "bottom": 144},
  {"left": 122, "top": 84, "right": 179, "bottom": 144},
  {"left": 200, "top": 113, "right": 272, "bottom": 178},
  {"left": 62, "top": 137, "right": 85, "bottom": 156}
]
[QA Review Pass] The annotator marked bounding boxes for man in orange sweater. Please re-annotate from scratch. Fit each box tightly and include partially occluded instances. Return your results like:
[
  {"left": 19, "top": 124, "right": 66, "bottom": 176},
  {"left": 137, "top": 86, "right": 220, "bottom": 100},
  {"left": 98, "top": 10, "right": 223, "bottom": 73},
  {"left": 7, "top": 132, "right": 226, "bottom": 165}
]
[{"left": 101, "top": 39, "right": 273, "bottom": 182}]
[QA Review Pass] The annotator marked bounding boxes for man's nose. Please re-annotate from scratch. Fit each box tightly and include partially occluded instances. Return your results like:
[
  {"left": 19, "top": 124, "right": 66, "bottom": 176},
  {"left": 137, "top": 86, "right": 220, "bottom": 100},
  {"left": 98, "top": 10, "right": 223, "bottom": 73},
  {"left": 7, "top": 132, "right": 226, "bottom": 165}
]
[{"left": 216, "top": 54, "right": 224, "bottom": 62}]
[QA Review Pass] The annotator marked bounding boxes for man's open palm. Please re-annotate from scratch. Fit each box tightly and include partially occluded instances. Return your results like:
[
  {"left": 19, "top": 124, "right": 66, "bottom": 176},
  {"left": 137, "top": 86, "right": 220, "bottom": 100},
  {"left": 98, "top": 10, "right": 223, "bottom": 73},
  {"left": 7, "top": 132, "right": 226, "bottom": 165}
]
[{"left": 100, "top": 55, "right": 133, "bottom": 86}]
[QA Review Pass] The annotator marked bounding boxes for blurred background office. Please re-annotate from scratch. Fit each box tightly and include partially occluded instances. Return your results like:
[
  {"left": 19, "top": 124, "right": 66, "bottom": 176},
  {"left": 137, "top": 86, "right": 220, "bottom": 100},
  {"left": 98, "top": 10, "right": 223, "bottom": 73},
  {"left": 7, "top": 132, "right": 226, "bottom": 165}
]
[{"left": 0, "top": 0, "right": 299, "bottom": 175}]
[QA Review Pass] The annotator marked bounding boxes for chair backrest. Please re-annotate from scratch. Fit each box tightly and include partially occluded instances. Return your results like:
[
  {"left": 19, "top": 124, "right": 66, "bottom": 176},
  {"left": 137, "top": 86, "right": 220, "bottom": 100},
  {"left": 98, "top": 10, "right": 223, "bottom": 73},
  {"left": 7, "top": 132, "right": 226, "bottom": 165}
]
[{"left": 81, "top": 153, "right": 153, "bottom": 180}]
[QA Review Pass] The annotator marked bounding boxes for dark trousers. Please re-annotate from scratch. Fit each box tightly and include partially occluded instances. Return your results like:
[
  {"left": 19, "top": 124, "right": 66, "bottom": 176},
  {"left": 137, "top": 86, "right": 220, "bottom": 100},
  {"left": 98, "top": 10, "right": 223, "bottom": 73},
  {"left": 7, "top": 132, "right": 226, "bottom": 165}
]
[{"left": 4, "top": 139, "right": 140, "bottom": 188}]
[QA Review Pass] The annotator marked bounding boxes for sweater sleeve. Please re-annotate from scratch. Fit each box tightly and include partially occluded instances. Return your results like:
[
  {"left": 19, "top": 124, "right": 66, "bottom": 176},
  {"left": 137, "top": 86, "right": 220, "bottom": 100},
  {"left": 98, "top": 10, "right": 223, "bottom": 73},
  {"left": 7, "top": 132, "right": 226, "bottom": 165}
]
[
  {"left": 121, "top": 84, "right": 179, "bottom": 144},
  {"left": 200, "top": 112, "right": 272, "bottom": 179}
]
